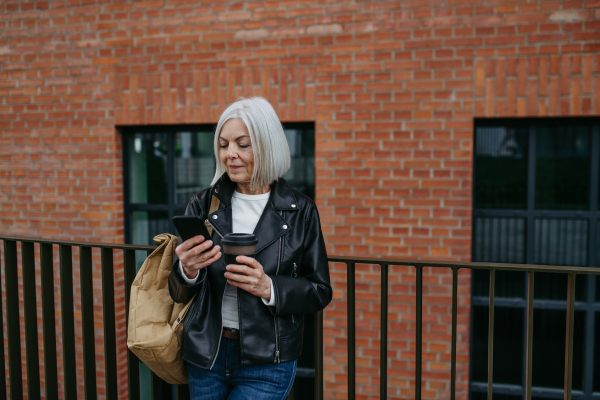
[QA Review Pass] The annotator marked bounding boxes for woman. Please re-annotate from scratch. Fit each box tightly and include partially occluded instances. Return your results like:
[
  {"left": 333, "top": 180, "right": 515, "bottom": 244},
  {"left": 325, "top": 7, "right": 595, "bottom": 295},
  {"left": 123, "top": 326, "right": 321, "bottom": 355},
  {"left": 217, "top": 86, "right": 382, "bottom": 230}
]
[{"left": 168, "top": 97, "right": 332, "bottom": 399}]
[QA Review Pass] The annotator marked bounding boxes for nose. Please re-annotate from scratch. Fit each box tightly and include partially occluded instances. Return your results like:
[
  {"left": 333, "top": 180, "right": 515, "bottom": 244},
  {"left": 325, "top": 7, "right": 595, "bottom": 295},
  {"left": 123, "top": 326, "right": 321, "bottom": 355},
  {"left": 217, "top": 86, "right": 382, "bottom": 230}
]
[{"left": 226, "top": 144, "right": 237, "bottom": 159}]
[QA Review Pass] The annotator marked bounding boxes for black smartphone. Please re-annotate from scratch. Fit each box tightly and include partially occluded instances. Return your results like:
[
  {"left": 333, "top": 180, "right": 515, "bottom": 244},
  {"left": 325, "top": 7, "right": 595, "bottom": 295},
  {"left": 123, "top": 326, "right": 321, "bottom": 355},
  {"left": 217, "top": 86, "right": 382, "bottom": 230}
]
[{"left": 172, "top": 215, "right": 215, "bottom": 247}]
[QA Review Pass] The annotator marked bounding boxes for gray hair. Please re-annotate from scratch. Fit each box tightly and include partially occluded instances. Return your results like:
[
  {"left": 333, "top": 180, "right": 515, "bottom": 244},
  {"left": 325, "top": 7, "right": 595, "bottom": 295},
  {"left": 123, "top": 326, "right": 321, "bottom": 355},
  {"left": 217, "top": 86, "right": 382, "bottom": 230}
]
[{"left": 211, "top": 97, "right": 291, "bottom": 190}]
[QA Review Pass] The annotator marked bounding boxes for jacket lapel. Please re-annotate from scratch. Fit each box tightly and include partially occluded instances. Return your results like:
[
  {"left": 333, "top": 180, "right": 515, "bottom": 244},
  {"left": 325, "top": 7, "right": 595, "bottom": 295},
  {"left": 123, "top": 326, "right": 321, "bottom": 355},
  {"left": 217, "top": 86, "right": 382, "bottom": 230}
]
[
  {"left": 207, "top": 174, "right": 296, "bottom": 254},
  {"left": 252, "top": 200, "right": 290, "bottom": 255}
]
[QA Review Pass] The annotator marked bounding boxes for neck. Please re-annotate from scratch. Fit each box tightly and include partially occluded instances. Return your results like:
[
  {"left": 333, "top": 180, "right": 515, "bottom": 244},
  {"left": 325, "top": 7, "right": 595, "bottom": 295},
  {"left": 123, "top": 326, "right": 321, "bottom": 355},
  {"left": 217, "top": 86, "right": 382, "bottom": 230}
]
[{"left": 236, "top": 182, "right": 270, "bottom": 195}]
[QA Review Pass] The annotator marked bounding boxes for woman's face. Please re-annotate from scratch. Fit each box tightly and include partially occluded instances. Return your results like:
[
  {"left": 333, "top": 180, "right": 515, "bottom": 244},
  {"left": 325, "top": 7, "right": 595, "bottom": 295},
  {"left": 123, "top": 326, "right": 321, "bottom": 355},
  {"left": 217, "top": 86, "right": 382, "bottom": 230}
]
[{"left": 218, "top": 118, "right": 255, "bottom": 185}]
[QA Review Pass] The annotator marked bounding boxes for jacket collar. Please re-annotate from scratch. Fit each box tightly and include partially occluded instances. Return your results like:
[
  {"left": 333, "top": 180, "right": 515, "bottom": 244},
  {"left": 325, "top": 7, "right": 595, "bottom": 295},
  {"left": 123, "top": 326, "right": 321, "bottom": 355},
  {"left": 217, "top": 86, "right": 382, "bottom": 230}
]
[
  {"left": 211, "top": 173, "right": 299, "bottom": 211},
  {"left": 208, "top": 174, "right": 298, "bottom": 255}
]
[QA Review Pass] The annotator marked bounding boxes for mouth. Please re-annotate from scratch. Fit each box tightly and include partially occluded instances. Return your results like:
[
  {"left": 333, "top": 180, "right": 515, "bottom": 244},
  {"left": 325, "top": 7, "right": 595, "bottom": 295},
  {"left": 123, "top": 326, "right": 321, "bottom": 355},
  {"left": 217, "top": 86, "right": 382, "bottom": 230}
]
[{"left": 229, "top": 165, "right": 243, "bottom": 170}]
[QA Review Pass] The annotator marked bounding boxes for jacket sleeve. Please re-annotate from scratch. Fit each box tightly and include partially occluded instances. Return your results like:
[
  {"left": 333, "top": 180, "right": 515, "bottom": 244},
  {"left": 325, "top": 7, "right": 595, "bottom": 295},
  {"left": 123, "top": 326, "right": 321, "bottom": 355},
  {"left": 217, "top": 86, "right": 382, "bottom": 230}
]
[
  {"left": 269, "top": 203, "right": 332, "bottom": 316},
  {"left": 168, "top": 196, "right": 207, "bottom": 304}
]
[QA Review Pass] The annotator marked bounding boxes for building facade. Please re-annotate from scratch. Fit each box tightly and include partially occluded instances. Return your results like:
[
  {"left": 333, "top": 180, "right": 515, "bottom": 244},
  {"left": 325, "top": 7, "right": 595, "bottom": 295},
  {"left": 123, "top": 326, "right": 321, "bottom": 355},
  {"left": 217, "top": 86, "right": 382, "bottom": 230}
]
[{"left": 1, "top": 0, "right": 599, "bottom": 399}]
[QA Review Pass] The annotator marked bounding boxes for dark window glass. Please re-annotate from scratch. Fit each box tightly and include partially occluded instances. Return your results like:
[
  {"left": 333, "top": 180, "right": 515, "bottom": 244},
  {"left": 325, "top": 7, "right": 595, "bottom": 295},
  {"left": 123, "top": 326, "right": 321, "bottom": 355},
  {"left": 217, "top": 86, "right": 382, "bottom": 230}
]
[
  {"left": 283, "top": 127, "right": 315, "bottom": 200},
  {"left": 532, "top": 309, "right": 584, "bottom": 390},
  {"left": 130, "top": 211, "right": 169, "bottom": 270},
  {"left": 473, "top": 270, "right": 525, "bottom": 299},
  {"left": 175, "top": 131, "right": 215, "bottom": 205},
  {"left": 474, "top": 218, "right": 526, "bottom": 264},
  {"left": 472, "top": 306, "right": 524, "bottom": 385},
  {"left": 534, "top": 219, "right": 588, "bottom": 267},
  {"left": 533, "top": 218, "right": 588, "bottom": 301},
  {"left": 474, "top": 126, "right": 528, "bottom": 209},
  {"left": 128, "top": 133, "right": 169, "bottom": 204},
  {"left": 473, "top": 218, "right": 526, "bottom": 298},
  {"left": 535, "top": 126, "right": 591, "bottom": 210}
]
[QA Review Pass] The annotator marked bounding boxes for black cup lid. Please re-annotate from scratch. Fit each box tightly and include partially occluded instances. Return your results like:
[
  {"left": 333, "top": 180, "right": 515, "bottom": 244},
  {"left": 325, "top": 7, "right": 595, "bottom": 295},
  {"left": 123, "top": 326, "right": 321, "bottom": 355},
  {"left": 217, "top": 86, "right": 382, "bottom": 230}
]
[{"left": 222, "top": 233, "right": 258, "bottom": 246}]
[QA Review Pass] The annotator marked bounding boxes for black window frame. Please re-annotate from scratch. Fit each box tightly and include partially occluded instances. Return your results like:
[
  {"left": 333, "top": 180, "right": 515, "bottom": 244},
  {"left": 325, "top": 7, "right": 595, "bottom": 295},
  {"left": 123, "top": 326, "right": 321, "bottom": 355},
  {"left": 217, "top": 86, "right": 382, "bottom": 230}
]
[{"left": 470, "top": 117, "right": 600, "bottom": 400}]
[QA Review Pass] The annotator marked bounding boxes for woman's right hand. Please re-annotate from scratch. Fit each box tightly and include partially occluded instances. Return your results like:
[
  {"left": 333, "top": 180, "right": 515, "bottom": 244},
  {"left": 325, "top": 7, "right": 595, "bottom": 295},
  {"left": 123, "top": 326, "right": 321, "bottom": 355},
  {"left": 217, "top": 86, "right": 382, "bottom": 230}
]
[{"left": 176, "top": 235, "right": 221, "bottom": 280}]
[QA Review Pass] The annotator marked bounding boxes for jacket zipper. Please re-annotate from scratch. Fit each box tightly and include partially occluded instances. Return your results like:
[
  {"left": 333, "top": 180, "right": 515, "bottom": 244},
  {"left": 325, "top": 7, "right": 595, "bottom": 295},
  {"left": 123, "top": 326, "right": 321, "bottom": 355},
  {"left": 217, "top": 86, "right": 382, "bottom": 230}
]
[
  {"left": 291, "top": 262, "right": 298, "bottom": 324},
  {"left": 274, "top": 212, "right": 283, "bottom": 363},
  {"left": 210, "top": 280, "right": 227, "bottom": 370},
  {"left": 206, "top": 216, "right": 225, "bottom": 369}
]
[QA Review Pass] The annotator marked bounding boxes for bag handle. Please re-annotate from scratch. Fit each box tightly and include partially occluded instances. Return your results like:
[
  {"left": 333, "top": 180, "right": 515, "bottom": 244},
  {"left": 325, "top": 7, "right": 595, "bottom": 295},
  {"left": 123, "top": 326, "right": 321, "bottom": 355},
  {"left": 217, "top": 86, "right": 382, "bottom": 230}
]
[{"left": 205, "top": 193, "right": 220, "bottom": 237}]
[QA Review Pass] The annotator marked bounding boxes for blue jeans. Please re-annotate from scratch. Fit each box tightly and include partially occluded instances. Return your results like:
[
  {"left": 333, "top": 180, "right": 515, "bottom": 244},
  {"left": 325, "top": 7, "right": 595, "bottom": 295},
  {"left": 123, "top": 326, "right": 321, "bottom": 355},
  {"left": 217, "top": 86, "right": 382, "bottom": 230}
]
[{"left": 187, "top": 338, "right": 297, "bottom": 400}]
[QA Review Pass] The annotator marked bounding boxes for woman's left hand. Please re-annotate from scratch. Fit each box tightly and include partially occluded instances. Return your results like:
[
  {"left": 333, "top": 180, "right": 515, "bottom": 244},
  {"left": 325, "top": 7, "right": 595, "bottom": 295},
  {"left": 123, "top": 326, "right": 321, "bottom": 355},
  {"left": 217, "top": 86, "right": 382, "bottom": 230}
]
[{"left": 225, "top": 256, "right": 272, "bottom": 301}]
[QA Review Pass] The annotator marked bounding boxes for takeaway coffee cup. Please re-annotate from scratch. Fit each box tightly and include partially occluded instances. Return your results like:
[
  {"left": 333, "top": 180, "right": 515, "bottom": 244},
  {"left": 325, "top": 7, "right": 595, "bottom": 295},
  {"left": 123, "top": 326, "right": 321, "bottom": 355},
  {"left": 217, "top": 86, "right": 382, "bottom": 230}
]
[{"left": 222, "top": 233, "right": 259, "bottom": 266}]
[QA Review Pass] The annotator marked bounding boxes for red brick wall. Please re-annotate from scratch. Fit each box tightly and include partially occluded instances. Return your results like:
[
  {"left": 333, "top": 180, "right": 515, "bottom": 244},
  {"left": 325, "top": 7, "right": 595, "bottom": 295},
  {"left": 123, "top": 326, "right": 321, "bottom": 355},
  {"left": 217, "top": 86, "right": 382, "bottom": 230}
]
[{"left": 1, "top": 0, "right": 599, "bottom": 399}]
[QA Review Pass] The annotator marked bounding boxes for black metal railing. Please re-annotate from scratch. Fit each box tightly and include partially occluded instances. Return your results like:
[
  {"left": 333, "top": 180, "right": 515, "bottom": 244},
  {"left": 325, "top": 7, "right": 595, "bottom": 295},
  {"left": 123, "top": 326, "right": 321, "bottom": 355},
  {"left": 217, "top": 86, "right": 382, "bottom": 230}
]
[{"left": 2, "top": 235, "right": 599, "bottom": 400}]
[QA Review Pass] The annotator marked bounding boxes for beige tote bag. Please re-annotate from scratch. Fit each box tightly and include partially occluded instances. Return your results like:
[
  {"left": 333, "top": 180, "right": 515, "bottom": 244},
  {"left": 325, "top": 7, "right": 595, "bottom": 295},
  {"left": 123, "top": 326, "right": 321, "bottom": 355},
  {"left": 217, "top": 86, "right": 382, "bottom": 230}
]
[{"left": 127, "top": 232, "right": 194, "bottom": 384}]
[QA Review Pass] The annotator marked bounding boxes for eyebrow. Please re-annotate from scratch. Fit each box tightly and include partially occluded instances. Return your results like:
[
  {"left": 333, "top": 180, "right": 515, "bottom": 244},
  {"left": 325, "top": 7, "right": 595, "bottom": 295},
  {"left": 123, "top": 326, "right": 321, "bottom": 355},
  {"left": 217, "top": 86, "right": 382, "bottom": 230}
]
[{"left": 219, "top": 135, "right": 250, "bottom": 141}]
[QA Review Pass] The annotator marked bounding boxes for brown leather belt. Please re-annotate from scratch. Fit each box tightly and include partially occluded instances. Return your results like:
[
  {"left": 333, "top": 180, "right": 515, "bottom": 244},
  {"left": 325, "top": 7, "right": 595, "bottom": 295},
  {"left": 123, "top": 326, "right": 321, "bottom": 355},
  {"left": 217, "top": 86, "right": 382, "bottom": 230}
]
[{"left": 222, "top": 327, "right": 239, "bottom": 340}]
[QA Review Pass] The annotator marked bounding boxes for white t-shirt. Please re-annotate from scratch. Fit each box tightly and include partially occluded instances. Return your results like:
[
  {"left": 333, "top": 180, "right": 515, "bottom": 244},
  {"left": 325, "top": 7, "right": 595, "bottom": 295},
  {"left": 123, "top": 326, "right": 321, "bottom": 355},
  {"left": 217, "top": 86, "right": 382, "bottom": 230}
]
[{"left": 178, "top": 190, "right": 273, "bottom": 330}]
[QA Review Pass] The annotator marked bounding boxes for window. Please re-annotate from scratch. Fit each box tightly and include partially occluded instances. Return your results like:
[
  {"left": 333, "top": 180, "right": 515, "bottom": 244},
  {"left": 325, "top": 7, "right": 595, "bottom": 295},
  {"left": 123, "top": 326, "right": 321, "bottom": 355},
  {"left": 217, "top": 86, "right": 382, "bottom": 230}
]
[{"left": 471, "top": 118, "right": 600, "bottom": 399}]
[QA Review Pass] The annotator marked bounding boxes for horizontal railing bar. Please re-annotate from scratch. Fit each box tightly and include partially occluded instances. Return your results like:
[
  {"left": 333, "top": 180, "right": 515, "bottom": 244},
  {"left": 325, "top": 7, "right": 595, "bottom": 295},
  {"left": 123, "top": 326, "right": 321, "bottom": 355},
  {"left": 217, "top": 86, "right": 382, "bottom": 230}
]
[
  {"left": 328, "top": 256, "right": 600, "bottom": 275},
  {"left": 472, "top": 297, "right": 598, "bottom": 310},
  {"left": 473, "top": 209, "right": 600, "bottom": 218},
  {"left": 296, "top": 367, "right": 315, "bottom": 378},
  {"left": 0, "top": 235, "right": 155, "bottom": 251},
  {"left": 470, "top": 382, "right": 589, "bottom": 398},
  {"left": 3, "top": 236, "right": 597, "bottom": 275}
]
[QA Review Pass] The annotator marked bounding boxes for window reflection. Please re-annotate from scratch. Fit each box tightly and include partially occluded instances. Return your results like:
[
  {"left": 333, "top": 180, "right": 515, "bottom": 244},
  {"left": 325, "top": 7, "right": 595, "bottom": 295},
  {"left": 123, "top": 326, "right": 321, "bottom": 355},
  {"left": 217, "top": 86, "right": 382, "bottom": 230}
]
[
  {"left": 474, "top": 126, "right": 528, "bottom": 209},
  {"left": 535, "top": 126, "right": 591, "bottom": 210},
  {"left": 128, "top": 133, "right": 168, "bottom": 204},
  {"left": 283, "top": 128, "right": 315, "bottom": 200},
  {"left": 175, "top": 131, "right": 215, "bottom": 205}
]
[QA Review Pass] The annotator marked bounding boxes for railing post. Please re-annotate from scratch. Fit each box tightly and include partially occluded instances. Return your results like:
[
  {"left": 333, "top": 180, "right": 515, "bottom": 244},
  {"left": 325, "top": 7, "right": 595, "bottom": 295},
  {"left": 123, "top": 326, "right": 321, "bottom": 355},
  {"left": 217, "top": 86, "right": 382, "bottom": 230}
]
[
  {"left": 380, "top": 264, "right": 388, "bottom": 400},
  {"left": 4, "top": 240, "right": 23, "bottom": 400},
  {"left": 79, "top": 246, "right": 97, "bottom": 399},
  {"left": 40, "top": 243, "right": 58, "bottom": 400},
  {"left": 124, "top": 249, "right": 141, "bottom": 400},
  {"left": 59, "top": 244, "right": 77, "bottom": 400},
  {"left": 22, "top": 241, "right": 41, "bottom": 400},
  {"left": 564, "top": 273, "right": 576, "bottom": 400},
  {"left": 451, "top": 267, "right": 458, "bottom": 400},
  {"left": 101, "top": 248, "right": 118, "bottom": 400},
  {"left": 488, "top": 269, "right": 495, "bottom": 400},
  {"left": 0, "top": 241, "right": 7, "bottom": 397},
  {"left": 314, "top": 309, "right": 324, "bottom": 400},
  {"left": 525, "top": 272, "right": 535, "bottom": 400},
  {"left": 347, "top": 262, "right": 355, "bottom": 400},
  {"left": 415, "top": 265, "right": 423, "bottom": 400}
]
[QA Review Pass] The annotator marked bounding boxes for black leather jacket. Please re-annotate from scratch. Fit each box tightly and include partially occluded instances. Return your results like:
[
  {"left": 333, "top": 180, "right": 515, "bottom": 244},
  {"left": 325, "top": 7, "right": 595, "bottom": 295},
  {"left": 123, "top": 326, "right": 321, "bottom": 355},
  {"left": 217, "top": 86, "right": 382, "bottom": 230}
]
[{"left": 168, "top": 174, "right": 332, "bottom": 369}]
